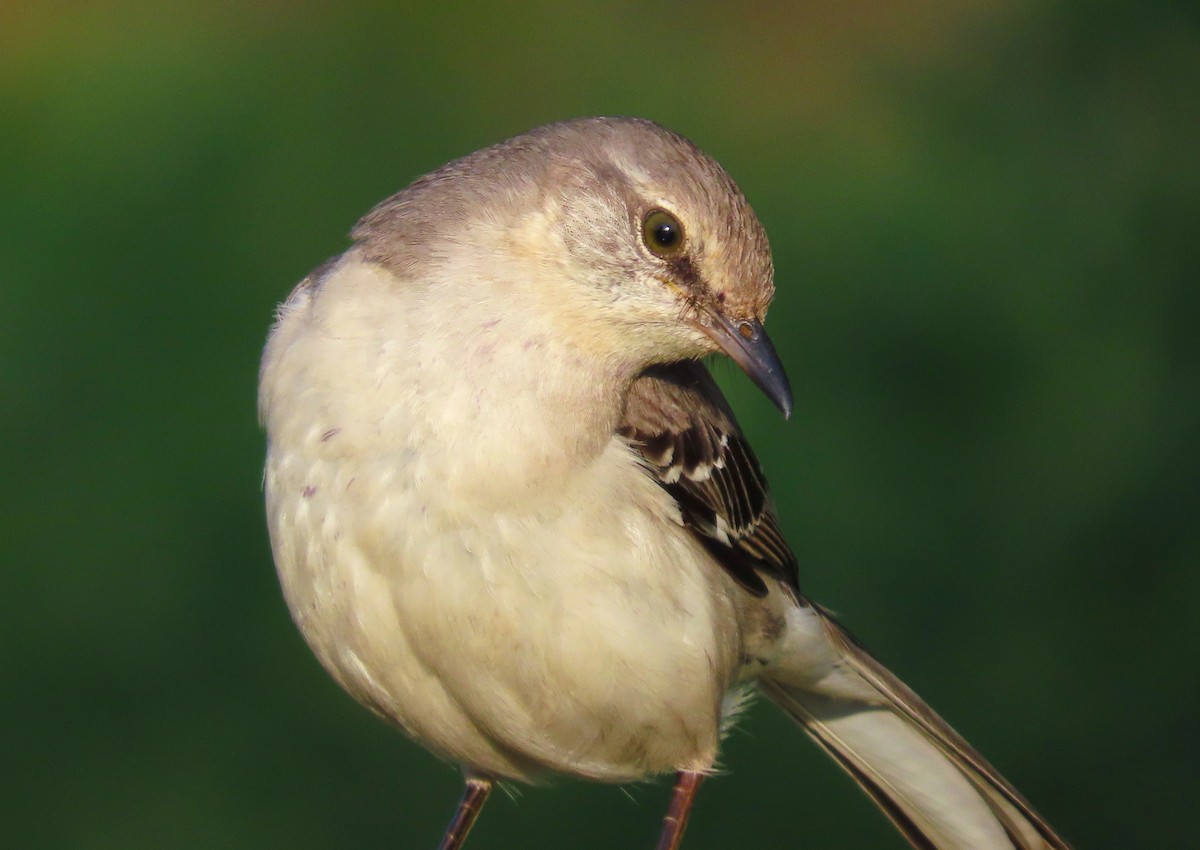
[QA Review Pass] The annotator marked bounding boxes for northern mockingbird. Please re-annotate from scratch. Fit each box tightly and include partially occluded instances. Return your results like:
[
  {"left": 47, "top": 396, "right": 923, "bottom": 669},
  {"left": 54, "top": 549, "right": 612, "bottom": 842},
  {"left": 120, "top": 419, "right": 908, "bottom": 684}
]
[{"left": 259, "top": 117, "right": 1071, "bottom": 850}]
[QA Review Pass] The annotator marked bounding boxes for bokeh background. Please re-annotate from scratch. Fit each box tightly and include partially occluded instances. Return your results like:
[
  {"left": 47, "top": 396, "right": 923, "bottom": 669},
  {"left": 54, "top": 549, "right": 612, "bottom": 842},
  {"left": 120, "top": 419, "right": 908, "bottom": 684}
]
[{"left": 4, "top": 1, "right": 1197, "bottom": 848}]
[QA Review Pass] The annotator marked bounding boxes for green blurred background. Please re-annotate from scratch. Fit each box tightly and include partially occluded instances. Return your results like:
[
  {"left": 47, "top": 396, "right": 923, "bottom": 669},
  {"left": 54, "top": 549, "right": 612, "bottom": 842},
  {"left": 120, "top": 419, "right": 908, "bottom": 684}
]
[{"left": 3, "top": 1, "right": 1197, "bottom": 847}]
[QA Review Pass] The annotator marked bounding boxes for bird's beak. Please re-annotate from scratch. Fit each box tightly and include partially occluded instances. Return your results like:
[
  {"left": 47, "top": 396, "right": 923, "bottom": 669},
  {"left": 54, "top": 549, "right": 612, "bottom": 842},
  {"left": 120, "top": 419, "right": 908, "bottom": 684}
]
[{"left": 694, "top": 310, "right": 793, "bottom": 418}]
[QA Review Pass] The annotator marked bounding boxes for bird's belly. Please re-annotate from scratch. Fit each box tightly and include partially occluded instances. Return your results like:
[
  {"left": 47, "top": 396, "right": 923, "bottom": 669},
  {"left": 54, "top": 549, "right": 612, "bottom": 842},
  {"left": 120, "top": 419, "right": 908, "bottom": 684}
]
[{"left": 265, "top": 441, "right": 742, "bottom": 783}]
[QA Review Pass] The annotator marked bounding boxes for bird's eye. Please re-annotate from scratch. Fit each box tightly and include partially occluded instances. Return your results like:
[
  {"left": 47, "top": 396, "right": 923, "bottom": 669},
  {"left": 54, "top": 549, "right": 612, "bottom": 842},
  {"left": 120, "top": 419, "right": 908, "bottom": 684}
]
[{"left": 642, "top": 210, "right": 685, "bottom": 257}]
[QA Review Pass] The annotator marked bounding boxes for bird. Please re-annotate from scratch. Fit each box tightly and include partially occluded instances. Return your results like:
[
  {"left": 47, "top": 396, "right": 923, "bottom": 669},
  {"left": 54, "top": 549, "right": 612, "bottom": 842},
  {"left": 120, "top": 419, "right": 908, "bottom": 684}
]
[{"left": 258, "top": 116, "right": 1072, "bottom": 850}]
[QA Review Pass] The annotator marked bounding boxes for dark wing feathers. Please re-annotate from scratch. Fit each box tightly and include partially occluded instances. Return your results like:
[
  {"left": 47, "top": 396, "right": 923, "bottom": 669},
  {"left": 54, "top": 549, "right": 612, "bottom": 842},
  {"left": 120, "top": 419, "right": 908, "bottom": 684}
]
[{"left": 618, "top": 361, "right": 799, "bottom": 596}]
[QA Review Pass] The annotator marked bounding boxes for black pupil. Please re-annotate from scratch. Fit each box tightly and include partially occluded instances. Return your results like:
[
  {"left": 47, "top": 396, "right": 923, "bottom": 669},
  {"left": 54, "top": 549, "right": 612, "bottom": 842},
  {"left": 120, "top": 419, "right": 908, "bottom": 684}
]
[{"left": 653, "top": 222, "right": 678, "bottom": 247}]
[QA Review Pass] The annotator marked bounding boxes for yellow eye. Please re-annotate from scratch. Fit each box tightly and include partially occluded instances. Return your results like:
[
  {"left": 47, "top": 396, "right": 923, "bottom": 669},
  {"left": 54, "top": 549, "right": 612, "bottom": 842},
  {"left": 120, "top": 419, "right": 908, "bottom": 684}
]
[{"left": 642, "top": 210, "right": 685, "bottom": 257}]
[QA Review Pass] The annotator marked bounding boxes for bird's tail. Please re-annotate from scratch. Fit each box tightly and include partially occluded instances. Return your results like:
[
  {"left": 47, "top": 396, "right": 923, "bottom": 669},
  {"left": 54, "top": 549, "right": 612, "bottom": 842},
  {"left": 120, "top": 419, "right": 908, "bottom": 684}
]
[{"left": 760, "top": 607, "right": 1071, "bottom": 850}]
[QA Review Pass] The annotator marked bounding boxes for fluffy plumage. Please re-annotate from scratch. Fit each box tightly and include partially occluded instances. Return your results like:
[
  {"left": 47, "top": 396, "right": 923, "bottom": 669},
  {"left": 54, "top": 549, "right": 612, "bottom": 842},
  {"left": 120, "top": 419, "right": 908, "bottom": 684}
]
[{"left": 259, "top": 117, "right": 1071, "bottom": 849}]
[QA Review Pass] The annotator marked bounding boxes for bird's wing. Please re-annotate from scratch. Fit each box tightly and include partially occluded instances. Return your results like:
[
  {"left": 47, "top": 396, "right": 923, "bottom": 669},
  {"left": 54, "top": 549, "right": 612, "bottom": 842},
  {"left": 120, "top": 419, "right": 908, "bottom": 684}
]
[
  {"left": 621, "top": 362, "right": 1072, "bottom": 850},
  {"left": 618, "top": 360, "right": 798, "bottom": 596}
]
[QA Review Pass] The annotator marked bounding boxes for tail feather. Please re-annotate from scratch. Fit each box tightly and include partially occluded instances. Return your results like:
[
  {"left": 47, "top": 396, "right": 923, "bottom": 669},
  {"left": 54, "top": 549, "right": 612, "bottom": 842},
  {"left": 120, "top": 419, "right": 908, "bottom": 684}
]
[{"left": 762, "top": 609, "right": 1071, "bottom": 850}]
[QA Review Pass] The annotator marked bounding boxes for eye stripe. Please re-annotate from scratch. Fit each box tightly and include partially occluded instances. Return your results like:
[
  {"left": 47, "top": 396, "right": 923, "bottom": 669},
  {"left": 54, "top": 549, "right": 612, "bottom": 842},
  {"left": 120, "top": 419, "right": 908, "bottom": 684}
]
[{"left": 666, "top": 254, "right": 701, "bottom": 289}]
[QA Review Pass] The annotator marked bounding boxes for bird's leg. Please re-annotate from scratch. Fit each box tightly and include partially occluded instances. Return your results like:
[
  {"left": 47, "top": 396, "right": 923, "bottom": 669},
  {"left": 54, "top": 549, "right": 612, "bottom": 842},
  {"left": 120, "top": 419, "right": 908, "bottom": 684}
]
[
  {"left": 654, "top": 770, "right": 705, "bottom": 850},
  {"left": 436, "top": 775, "right": 493, "bottom": 850}
]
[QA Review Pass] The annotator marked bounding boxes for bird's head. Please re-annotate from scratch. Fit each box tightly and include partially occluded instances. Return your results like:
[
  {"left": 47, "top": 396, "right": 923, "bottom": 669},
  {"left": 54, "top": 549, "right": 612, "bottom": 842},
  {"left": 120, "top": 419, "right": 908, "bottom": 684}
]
[
  {"left": 354, "top": 116, "right": 792, "bottom": 417},
  {"left": 541, "top": 118, "right": 791, "bottom": 417}
]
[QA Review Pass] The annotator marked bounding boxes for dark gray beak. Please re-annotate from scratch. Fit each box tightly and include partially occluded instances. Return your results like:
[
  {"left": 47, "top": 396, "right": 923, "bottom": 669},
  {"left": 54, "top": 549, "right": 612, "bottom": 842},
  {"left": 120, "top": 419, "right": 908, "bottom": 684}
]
[{"left": 696, "top": 313, "right": 793, "bottom": 418}]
